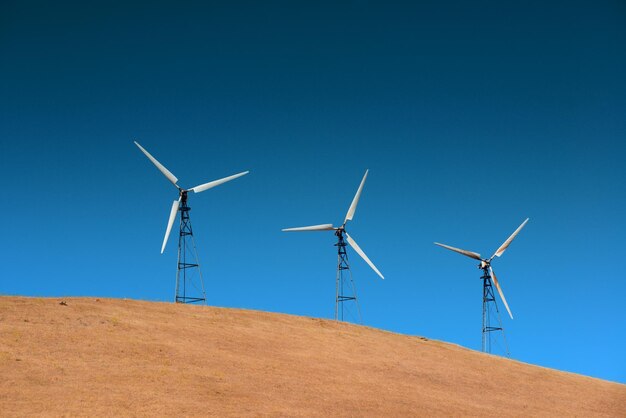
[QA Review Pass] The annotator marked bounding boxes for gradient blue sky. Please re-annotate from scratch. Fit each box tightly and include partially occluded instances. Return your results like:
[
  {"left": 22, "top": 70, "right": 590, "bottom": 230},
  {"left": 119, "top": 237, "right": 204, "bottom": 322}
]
[{"left": 1, "top": 1, "right": 625, "bottom": 383}]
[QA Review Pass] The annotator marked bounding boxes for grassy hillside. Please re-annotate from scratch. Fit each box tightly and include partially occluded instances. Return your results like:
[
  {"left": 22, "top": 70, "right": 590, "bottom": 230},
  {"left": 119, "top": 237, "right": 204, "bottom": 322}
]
[{"left": 1, "top": 297, "right": 624, "bottom": 417}]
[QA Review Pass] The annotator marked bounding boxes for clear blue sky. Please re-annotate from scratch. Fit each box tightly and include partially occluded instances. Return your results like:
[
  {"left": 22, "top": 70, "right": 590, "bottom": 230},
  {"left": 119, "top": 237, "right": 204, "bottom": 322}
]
[{"left": 1, "top": 1, "right": 625, "bottom": 383}]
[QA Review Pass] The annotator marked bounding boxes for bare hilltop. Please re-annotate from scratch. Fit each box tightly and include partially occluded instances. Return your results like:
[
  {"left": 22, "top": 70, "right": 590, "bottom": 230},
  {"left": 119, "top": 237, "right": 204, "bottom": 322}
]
[{"left": 1, "top": 297, "right": 624, "bottom": 417}]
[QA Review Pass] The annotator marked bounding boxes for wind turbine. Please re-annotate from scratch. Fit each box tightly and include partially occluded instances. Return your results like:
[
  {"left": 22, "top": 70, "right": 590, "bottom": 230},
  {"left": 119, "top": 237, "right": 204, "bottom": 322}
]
[
  {"left": 283, "top": 170, "right": 384, "bottom": 322},
  {"left": 434, "top": 218, "right": 529, "bottom": 355},
  {"left": 134, "top": 141, "right": 249, "bottom": 304}
]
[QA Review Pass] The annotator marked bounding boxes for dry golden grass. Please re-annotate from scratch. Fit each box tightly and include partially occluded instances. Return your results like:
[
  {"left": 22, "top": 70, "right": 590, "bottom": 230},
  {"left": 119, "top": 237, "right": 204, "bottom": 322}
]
[{"left": 1, "top": 297, "right": 624, "bottom": 417}]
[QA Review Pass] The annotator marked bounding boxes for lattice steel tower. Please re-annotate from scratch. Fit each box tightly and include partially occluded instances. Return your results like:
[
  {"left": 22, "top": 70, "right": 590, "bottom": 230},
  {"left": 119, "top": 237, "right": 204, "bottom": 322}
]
[
  {"left": 334, "top": 229, "right": 361, "bottom": 322},
  {"left": 175, "top": 191, "right": 206, "bottom": 304},
  {"left": 480, "top": 264, "right": 509, "bottom": 355}
]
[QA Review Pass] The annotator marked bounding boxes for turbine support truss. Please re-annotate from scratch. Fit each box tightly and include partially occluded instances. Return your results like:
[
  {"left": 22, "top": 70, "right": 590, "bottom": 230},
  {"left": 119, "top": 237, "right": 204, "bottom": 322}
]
[
  {"left": 481, "top": 267, "right": 509, "bottom": 356},
  {"left": 335, "top": 230, "right": 362, "bottom": 323},
  {"left": 175, "top": 192, "right": 206, "bottom": 304}
]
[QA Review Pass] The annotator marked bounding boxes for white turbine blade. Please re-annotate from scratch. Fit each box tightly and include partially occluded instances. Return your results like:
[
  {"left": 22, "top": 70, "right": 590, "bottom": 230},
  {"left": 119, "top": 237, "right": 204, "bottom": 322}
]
[
  {"left": 134, "top": 141, "right": 179, "bottom": 186},
  {"left": 345, "top": 232, "right": 384, "bottom": 280},
  {"left": 491, "top": 218, "right": 529, "bottom": 259},
  {"left": 190, "top": 171, "right": 249, "bottom": 193},
  {"left": 282, "top": 224, "right": 335, "bottom": 232},
  {"left": 490, "top": 267, "right": 513, "bottom": 319},
  {"left": 161, "top": 198, "right": 180, "bottom": 254},
  {"left": 344, "top": 169, "right": 369, "bottom": 224},
  {"left": 434, "top": 242, "right": 482, "bottom": 261}
]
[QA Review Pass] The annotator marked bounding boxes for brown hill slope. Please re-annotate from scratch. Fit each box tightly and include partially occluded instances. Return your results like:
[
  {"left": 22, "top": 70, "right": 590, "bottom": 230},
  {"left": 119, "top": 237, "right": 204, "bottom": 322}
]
[{"left": 1, "top": 297, "right": 624, "bottom": 417}]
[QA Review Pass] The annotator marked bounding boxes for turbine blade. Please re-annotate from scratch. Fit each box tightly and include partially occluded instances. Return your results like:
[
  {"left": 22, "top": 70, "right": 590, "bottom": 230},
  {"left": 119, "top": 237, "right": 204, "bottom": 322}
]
[
  {"left": 345, "top": 232, "right": 384, "bottom": 280},
  {"left": 344, "top": 169, "right": 369, "bottom": 224},
  {"left": 190, "top": 171, "right": 249, "bottom": 193},
  {"left": 491, "top": 218, "right": 529, "bottom": 259},
  {"left": 282, "top": 224, "right": 335, "bottom": 232},
  {"left": 434, "top": 242, "right": 482, "bottom": 261},
  {"left": 489, "top": 267, "right": 513, "bottom": 319},
  {"left": 134, "top": 141, "right": 179, "bottom": 186},
  {"left": 161, "top": 198, "right": 180, "bottom": 254}
]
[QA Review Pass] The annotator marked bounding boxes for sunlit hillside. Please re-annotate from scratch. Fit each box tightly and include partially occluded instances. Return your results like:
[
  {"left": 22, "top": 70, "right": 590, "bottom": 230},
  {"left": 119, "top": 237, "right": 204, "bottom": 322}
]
[{"left": 1, "top": 297, "right": 624, "bottom": 417}]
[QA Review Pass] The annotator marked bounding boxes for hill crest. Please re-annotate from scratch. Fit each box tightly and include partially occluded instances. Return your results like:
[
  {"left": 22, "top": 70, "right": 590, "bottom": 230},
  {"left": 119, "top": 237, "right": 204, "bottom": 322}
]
[{"left": 1, "top": 297, "right": 624, "bottom": 417}]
